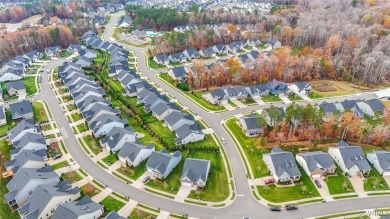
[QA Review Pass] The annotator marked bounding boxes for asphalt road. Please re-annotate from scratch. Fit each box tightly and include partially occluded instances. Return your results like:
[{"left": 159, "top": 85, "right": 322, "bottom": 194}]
[{"left": 31, "top": 11, "right": 390, "bottom": 219}]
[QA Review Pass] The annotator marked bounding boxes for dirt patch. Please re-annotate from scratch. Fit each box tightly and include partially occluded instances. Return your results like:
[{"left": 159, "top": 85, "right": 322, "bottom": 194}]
[{"left": 311, "top": 81, "right": 337, "bottom": 92}]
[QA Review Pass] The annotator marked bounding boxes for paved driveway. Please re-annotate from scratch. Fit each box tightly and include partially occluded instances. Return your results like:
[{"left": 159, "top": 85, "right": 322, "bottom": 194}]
[
  {"left": 313, "top": 178, "right": 333, "bottom": 201},
  {"left": 174, "top": 185, "right": 194, "bottom": 203},
  {"left": 349, "top": 175, "right": 367, "bottom": 197}
]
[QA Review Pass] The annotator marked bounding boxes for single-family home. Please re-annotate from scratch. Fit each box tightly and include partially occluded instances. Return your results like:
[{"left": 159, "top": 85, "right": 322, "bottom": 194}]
[
  {"left": 73, "top": 56, "right": 93, "bottom": 68},
  {"left": 17, "top": 180, "right": 80, "bottom": 219},
  {"left": 118, "top": 16, "right": 132, "bottom": 28},
  {"left": 175, "top": 124, "right": 205, "bottom": 145},
  {"left": 0, "top": 106, "right": 6, "bottom": 126},
  {"left": 267, "top": 39, "right": 281, "bottom": 49},
  {"left": 212, "top": 44, "right": 228, "bottom": 55},
  {"left": 266, "top": 79, "right": 289, "bottom": 96},
  {"left": 367, "top": 151, "right": 390, "bottom": 176},
  {"left": 357, "top": 99, "right": 385, "bottom": 118},
  {"left": 202, "top": 88, "right": 228, "bottom": 105},
  {"left": 118, "top": 142, "right": 155, "bottom": 167},
  {"left": 4, "top": 149, "right": 47, "bottom": 174},
  {"left": 182, "top": 48, "right": 200, "bottom": 60},
  {"left": 9, "top": 100, "right": 33, "bottom": 120},
  {"left": 341, "top": 100, "right": 365, "bottom": 118},
  {"left": 226, "top": 42, "right": 240, "bottom": 53},
  {"left": 247, "top": 38, "right": 261, "bottom": 46},
  {"left": 146, "top": 150, "right": 182, "bottom": 179},
  {"left": 52, "top": 196, "right": 103, "bottom": 219},
  {"left": 238, "top": 113, "right": 262, "bottom": 137},
  {"left": 263, "top": 147, "right": 301, "bottom": 182},
  {"left": 296, "top": 151, "right": 336, "bottom": 178},
  {"left": 6, "top": 80, "right": 26, "bottom": 96},
  {"left": 11, "top": 132, "right": 47, "bottom": 159},
  {"left": 23, "top": 50, "right": 42, "bottom": 62},
  {"left": 67, "top": 44, "right": 86, "bottom": 54},
  {"left": 168, "top": 66, "right": 188, "bottom": 82},
  {"left": 0, "top": 67, "right": 24, "bottom": 82},
  {"left": 289, "top": 82, "right": 312, "bottom": 96},
  {"left": 78, "top": 49, "right": 97, "bottom": 59},
  {"left": 104, "top": 211, "right": 126, "bottom": 219},
  {"left": 168, "top": 53, "right": 186, "bottom": 63},
  {"left": 180, "top": 158, "right": 210, "bottom": 188},
  {"left": 89, "top": 114, "right": 128, "bottom": 137},
  {"left": 199, "top": 47, "right": 216, "bottom": 57},
  {"left": 328, "top": 141, "right": 371, "bottom": 176},
  {"left": 164, "top": 111, "right": 195, "bottom": 131},
  {"left": 94, "top": 16, "right": 106, "bottom": 26},
  {"left": 7, "top": 119, "right": 40, "bottom": 143},
  {"left": 153, "top": 54, "right": 169, "bottom": 66},
  {"left": 246, "top": 84, "right": 269, "bottom": 99},
  {"left": 45, "top": 46, "right": 61, "bottom": 57},
  {"left": 150, "top": 102, "right": 180, "bottom": 121},
  {"left": 4, "top": 166, "right": 59, "bottom": 208},
  {"left": 131, "top": 30, "right": 146, "bottom": 39},
  {"left": 99, "top": 126, "right": 136, "bottom": 152}
]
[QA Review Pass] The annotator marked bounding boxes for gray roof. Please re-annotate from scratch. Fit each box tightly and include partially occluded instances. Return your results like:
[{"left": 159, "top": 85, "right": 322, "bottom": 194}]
[
  {"left": 13, "top": 132, "right": 46, "bottom": 150},
  {"left": 183, "top": 48, "right": 199, "bottom": 57},
  {"left": 104, "top": 211, "right": 126, "bottom": 219},
  {"left": 169, "top": 53, "right": 185, "bottom": 60},
  {"left": 338, "top": 145, "right": 371, "bottom": 170},
  {"left": 155, "top": 54, "right": 168, "bottom": 62},
  {"left": 319, "top": 102, "right": 338, "bottom": 114},
  {"left": 210, "top": 88, "right": 226, "bottom": 99},
  {"left": 164, "top": 111, "right": 194, "bottom": 127},
  {"left": 52, "top": 196, "right": 102, "bottom": 219},
  {"left": 4, "top": 149, "right": 46, "bottom": 173},
  {"left": 150, "top": 102, "right": 174, "bottom": 116},
  {"left": 200, "top": 47, "right": 215, "bottom": 56},
  {"left": 175, "top": 124, "right": 202, "bottom": 139},
  {"left": 118, "top": 142, "right": 155, "bottom": 163},
  {"left": 267, "top": 39, "right": 280, "bottom": 46},
  {"left": 267, "top": 147, "right": 301, "bottom": 178},
  {"left": 9, "top": 100, "right": 33, "bottom": 120},
  {"left": 297, "top": 151, "right": 335, "bottom": 173},
  {"left": 6, "top": 80, "right": 26, "bottom": 92},
  {"left": 83, "top": 103, "right": 119, "bottom": 122},
  {"left": 370, "top": 151, "right": 390, "bottom": 171},
  {"left": 170, "top": 66, "right": 187, "bottom": 78},
  {"left": 0, "top": 106, "right": 5, "bottom": 121},
  {"left": 18, "top": 180, "right": 80, "bottom": 218},
  {"left": 365, "top": 99, "right": 385, "bottom": 113},
  {"left": 181, "top": 158, "right": 210, "bottom": 182},
  {"left": 89, "top": 114, "right": 127, "bottom": 135},
  {"left": 239, "top": 113, "right": 260, "bottom": 130},
  {"left": 100, "top": 127, "right": 135, "bottom": 150},
  {"left": 7, "top": 119, "right": 40, "bottom": 140},
  {"left": 146, "top": 150, "right": 181, "bottom": 175}
]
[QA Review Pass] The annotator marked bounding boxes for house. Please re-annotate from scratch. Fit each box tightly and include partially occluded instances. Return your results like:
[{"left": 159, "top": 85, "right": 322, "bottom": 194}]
[
  {"left": 118, "top": 142, "right": 155, "bottom": 167},
  {"left": 131, "top": 30, "right": 146, "bottom": 39},
  {"left": 164, "top": 111, "right": 195, "bottom": 131},
  {"left": 236, "top": 40, "right": 248, "bottom": 49},
  {"left": 67, "top": 44, "right": 86, "bottom": 54},
  {"left": 247, "top": 38, "right": 261, "bottom": 46},
  {"left": 4, "top": 166, "right": 59, "bottom": 208},
  {"left": 180, "top": 158, "right": 210, "bottom": 188},
  {"left": 78, "top": 49, "right": 97, "bottom": 59},
  {"left": 367, "top": 151, "right": 390, "bottom": 176},
  {"left": 212, "top": 44, "right": 228, "bottom": 55},
  {"left": 182, "top": 48, "right": 200, "bottom": 60},
  {"left": 263, "top": 147, "right": 301, "bottom": 182},
  {"left": 0, "top": 106, "right": 6, "bottom": 126},
  {"left": 99, "top": 126, "right": 136, "bottom": 152},
  {"left": 9, "top": 100, "right": 33, "bottom": 120},
  {"left": 73, "top": 56, "right": 93, "bottom": 68},
  {"left": 94, "top": 16, "right": 106, "bottom": 26},
  {"left": 4, "top": 149, "right": 47, "bottom": 174},
  {"left": 104, "top": 211, "right": 126, "bottom": 219},
  {"left": 17, "top": 180, "right": 80, "bottom": 219},
  {"left": 23, "top": 50, "right": 42, "bottom": 62},
  {"left": 153, "top": 54, "right": 169, "bottom": 65},
  {"left": 45, "top": 46, "right": 61, "bottom": 57},
  {"left": 175, "top": 124, "right": 205, "bottom": 145},
  {"left": 266, "top": 79, "right": 289, "bottom": 96},
  {"left": 118, "top": 16, "right": 132, "bottom": 28},
  {"left": 52, "top": 196, "right": 103, "bottom": 219},
  {"left": 296, "top": 151, "right": 336, "bottom": 178},
  {"left": 0, "top": 67, "right": 24, "bottom": 82},
  {"left": 168, "top": 66, "right": 188, "bottom": 82},
  {"left": 341, "top": 100, "right": 365, "bottom": 118},
  {"left": 226, "top": 86, "right": 249, "bottom": 100},
  {"left": 319, "top": 101, "right": 344, "bottom": 117},
  {"left": 7, "top": 119, "right": 40, "bottom": 143},
  {"left": 150, "top": 102, "right": 180, "bottom": 121},
  {"left": 267, "top": 39, "right": 281, "bottom": 49},
  {"left": 202, "top": 88, "right": 228, "bottom": 105},
  {"left": 146, "top": 150, "right": 182, "bottom": 179},
  {"left": 238, "top": 113, "right": 262, "bottom": 137},
  {"left": 11, "top": 132, "right": 47, "bottom": 159},
  {"left": 226, "top": 42, "right": 240, "bottom": 53},
  {"left": 199, "top": 47, "right": 216, "bottom": 57},
  {"left": 89, "top": 114, "right": 127, "bottom": 137},
  {"left": 289, "top": 82, "right": 312, "bottom": 96},
  {"left": 246, "top": 84, "right": 269, "bottom": 99},
  {"left": 168, "top": 53, "right": 186, "bottom": 63},
  {"left": 357, "top": 99, "right": 385, "bottom": 118},
  {"left": 262, "top": 107, "right": 285, "bottom": 126},
  {"left": 125, "top": 81, "right": 146, "bottom": 97},
  {"left": 328, "top": 141, "right": 371, "bottom": 176}
]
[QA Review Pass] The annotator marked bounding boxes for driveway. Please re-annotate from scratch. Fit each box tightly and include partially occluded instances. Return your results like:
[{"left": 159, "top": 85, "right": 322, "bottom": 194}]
[
  {"left": 231, "top": 100, "right": 246, "bottom": 108},
  {"left": 132, "top": 171, "right": 153, "bottom": 189},
  {"left": 254, "top": 98, "right": 265, "bottom": 105},
  {"left": 279, "top": 95, "right": 292, "bottom": 104},
  {"left": 384, "top": 176, "right": 390, "bottom": 187},
  {"left": 312, "top": 178, "right": 333, "bottom": 201},
  {"left": 174, "top": 185, "right": 194, "bottom": 203},
  {"left": 349, "top": 175, "right": 367, "bottom": 197}
]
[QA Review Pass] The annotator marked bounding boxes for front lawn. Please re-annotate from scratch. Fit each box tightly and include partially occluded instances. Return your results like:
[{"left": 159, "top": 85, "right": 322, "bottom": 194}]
[
  {"left": 130, "top": 208, "right": 157, "bottom": 219},
  {"left": 32, "top": 102, "right": 49, "bottom": 122},
  {"left": 309, "top": 92, "right": 324, "bottom": 99},
  {"left": 60, "top": 50, "right": 72, "bottom": 58},
  {"left": 76, "top": 123, "right": 88, "bottom": 133},
  {"left": 261, "top": 94, "right": 282, "bottom": 102},
  {"left": 24, "top": 76, "right": 37, "bottom": 96},
  {"left": 117, "top": 160, "right": 147, "bottom": 180},
  {"left": 51, "top": 160, "right": 69, "bottom": 170},
  {"left": 257, "top": 171, "right": 320, "bottom": 203},
  {"left": 288, "top": 95, "right": 303, "bottom": 101},
  {"left": 83, "top": 135, "right": 102, "bottom": 155},
  {"left": 70, "top": 113, "right": 83, "bottom": 122},
  {"left": 148, "top": 58, "right": 166, "bottom": 69},
  {"left": 0, "top": 140, "right": 20, "bottom": 219},
  {"left": 102, "top": 154, "right": 118, "bottom": 166},
  {"left": 66, "top": 104, "right": 77, "bottom": 111},
  {"left": 225, "top": 118, "right": 269, "bottom": 178},
  {"left": 62, "top": 170, "right": 83, "bottom": 183},
  {"left": 364, "top": 166, "right": 389, "bottom": 191},
  {"left": 80, "top": 183, "right": 101, "bottom": 197},
  {"left": 240, "top": 98, "right": 257, "bottom": 105},
  {"left": 100, "top": 196, "right": 125, "bottom": 212},
  {"left": 324, "top": 168, "right": 355, "bottom": 195},
  {"left": 228, "top": 100, "right": 237, "bottom": 107}
]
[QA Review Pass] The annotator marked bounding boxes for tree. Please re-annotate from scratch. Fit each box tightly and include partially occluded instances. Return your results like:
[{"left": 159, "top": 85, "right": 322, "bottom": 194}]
[{"left": 262, "top": 105, "right": 283, "bottom": 127}]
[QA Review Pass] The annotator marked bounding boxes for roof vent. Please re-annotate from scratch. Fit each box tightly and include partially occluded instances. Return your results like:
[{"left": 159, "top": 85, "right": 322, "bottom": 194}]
[
  {"left": 81, "top": 206, "right": 87, "bottom": 210},
  {"left": 355, "top": 156, "right": 359, "bottom": 160},
  {"left": 285, "top": 161, "right": 289, "bottom": 167}
]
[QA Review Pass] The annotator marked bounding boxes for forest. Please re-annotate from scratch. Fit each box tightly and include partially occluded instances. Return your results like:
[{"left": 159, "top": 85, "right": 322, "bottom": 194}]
[{"left": 150, "top": 0, "right": 390, "bottom": 86}]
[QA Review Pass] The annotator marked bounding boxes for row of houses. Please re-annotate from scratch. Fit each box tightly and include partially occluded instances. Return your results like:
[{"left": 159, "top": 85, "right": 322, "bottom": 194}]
[
  {"left": 264, "top": 141, "right": 390, "bottom": 183},
  {"left": 2, "top": 119, "right": 105, "bottom": 219},
  {"left": 0, "top": 50, "right": 42, "bottom": 83}
]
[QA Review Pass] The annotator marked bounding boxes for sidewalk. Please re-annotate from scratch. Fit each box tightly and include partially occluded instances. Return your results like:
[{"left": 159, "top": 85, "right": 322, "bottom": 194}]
[
  {"left": 91, "top": 187, "right": 113, "bottom": 202},
  {"left": 117, "top": 200, "right": 138, "bottom": 217}
]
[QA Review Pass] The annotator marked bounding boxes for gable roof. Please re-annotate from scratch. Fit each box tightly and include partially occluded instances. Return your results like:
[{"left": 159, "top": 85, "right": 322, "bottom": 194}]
[
  {"left": 89, "top": 114, "right": 127, "bottom": 135},
  {"left": 155, "top": 54, "right": 169, "bottom": 62},
  {"left": 13, "top": 132, "right": 46, "bottom": 149},
  {"left": 4, "top": 149, "right": 46, "bottom": 173},
  {"left": 146, "top": 150, "right": 182, "bottom": 175},
  {"left": 181, "top": 158, "right": 210, "bottom": 182},
  {"left": 9, "top": 100, "right": 33, "bottom": 119},
  {"left": 266, "top": 147, "right": 301, "bottom": 178},
  {"left": 336, "top": 143, "right": 371, "bottom": 170},
  {"left": 104, "top": 211, "right": 126, "bottom": 219},
  {"left": 239, "top": 113, "right": 260, "bottom": 130},
  {"left": 100, "top": 127, "right": 135, "bottom": 150},
  {"left": 6, "top": 80, "right": 26, "bottom": 92},
  {"left": 7, "top": 119, "right": 40, "bottom": 140},
  {"left": 364, "top": 99, "right": 385, "bottom": 113},
  {"left": 297, "top": 151, "right": 335, "bottom": 173},
  {"left": 369, "top": 151, "right": 390, "bottom": 171},
  {"left": 118, "top": 142, "right": 155, "bottom": 163},
  {"left": 52, "top": 196, "right": 102, "bottom": 219},
  {"left": 164, "top": 111, "right": 194, "bottom": 127}
]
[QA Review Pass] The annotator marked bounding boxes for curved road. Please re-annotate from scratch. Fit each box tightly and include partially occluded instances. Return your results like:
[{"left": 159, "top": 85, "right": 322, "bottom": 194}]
[{"left": 33, "top": 11, "right": 390, "bottom": 219}]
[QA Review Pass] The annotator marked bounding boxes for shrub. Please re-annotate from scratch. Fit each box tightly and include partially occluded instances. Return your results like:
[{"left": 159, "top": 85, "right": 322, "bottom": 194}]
[{"left": 177, "top": 82, "right": 189, "bottom": 91}]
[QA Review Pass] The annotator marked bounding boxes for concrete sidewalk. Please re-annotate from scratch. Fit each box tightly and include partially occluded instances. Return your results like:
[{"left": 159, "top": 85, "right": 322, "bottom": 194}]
[
  {"left": 91, "top": 187, "right": 113, "bottom": 202},
  {"left": 118, "top": 200, "right": 138, "bottom": 217}
]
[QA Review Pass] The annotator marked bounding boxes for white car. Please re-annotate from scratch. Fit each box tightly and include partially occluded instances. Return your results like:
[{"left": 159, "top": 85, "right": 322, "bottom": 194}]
[{"left": 221, "top": 137, "right": 226, "bottom": 144}]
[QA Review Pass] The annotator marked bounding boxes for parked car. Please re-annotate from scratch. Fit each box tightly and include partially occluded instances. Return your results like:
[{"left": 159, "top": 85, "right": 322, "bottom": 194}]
[
  {"left": 270, "top": 207, "right": 281, "bottom": 212},
  {"left": 314, "top": 180, "right": 322, "bottom": 188},
  {"left": 142, "top": 176, "right": 151, "bottom": 183},
  {"left": 264, "top": 179, "right": 275, "bottom": 185},
  {"left": 53, "top": 154, "right": 62, "bottom": 160},
  {"left": 285, "top": 205, "right": 298, "bottom": 210},
  {"left": 221, "top": 137, "right": 226, "bottom": 144}
]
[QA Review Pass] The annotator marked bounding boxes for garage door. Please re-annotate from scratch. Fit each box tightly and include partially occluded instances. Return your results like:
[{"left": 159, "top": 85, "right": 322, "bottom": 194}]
[
  {"left": 383, "top": 172, "right": 390, "bottom": 176},
  {"left": 311, "top": 174, "right": 321, "bottom": 179},
  {"left": 181, "top": 181, "right": 192, "bottom": 187}
]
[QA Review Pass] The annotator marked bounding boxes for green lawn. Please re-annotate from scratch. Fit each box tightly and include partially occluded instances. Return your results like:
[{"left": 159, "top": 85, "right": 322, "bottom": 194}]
[
  {"left": 288, "top": 95, "right": 303, "bottom": 101},
  {"left": 80, "top": 183, "right": 101, "bottom": 197},
  {"left": 102, "top": 154, "right": 118, "bottom": 166},
  {"left": 0, "top": 110, "right": 15, "bottom": 136},
  {"left": 32, "top": 102, "right": 49, "bottom": 122},
  {"left": 130, "top": 208, "right": 157, "bottom": 219},
  {"left": 146, "top": 160, "right": 183, "bottom": 195},
  {"left": 240, "top": 98, "right": 257, "bottom": 105},
  {"left": 24, "top": 76, "right": 37, "bottom": 96},
  {"left": 228, "top": 100, "right": 237, "bottom": 107},
  {"left": 100, "top": 196, "right": 125, "bottom": 212},
  {"left": 0, "top": 140, "right": 20, "bottom": 219},
  {"left": 225, "top": 118, "right": 269, "bottom": 178},
  {"left": 364, "top": 166, "right": 389, "bottom": 191},
  {"left": 83, "top": 135, "right": 102, "bottom": 155},
  {"left": 66, "top": 104, "right": 77, "bottom": 111},
  {"left": 309, "top": 92, "right": 324, "bottom": 99},
  {"left": 257, "top": 171, "right": 320, "bottom": 203},
  {"left": 60, "top": 50, "right": 72, "bottom": 58},
  {"left": 76, "top": 123, "right": 88, "bottom": 133},
  {"left": 324, "top": 168, "right": 355, "bottom": 195},
  {"left": 70, "top": 113, "right": 83, "bottom": 122},
  {"left": 51, "top": 160, "right": 69, "bottom": 170},
  {"left": 261, "top": 94, "right": 282, "bottom": 102},
  {"left": 148, "top": 58, "right": 166, "bottom": 69},
  {"left": 117, "top": 160, "right": 147, "bottom": 180},
  {"left": 62, "top": 170, "right": 83, "bottom": 183}
]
